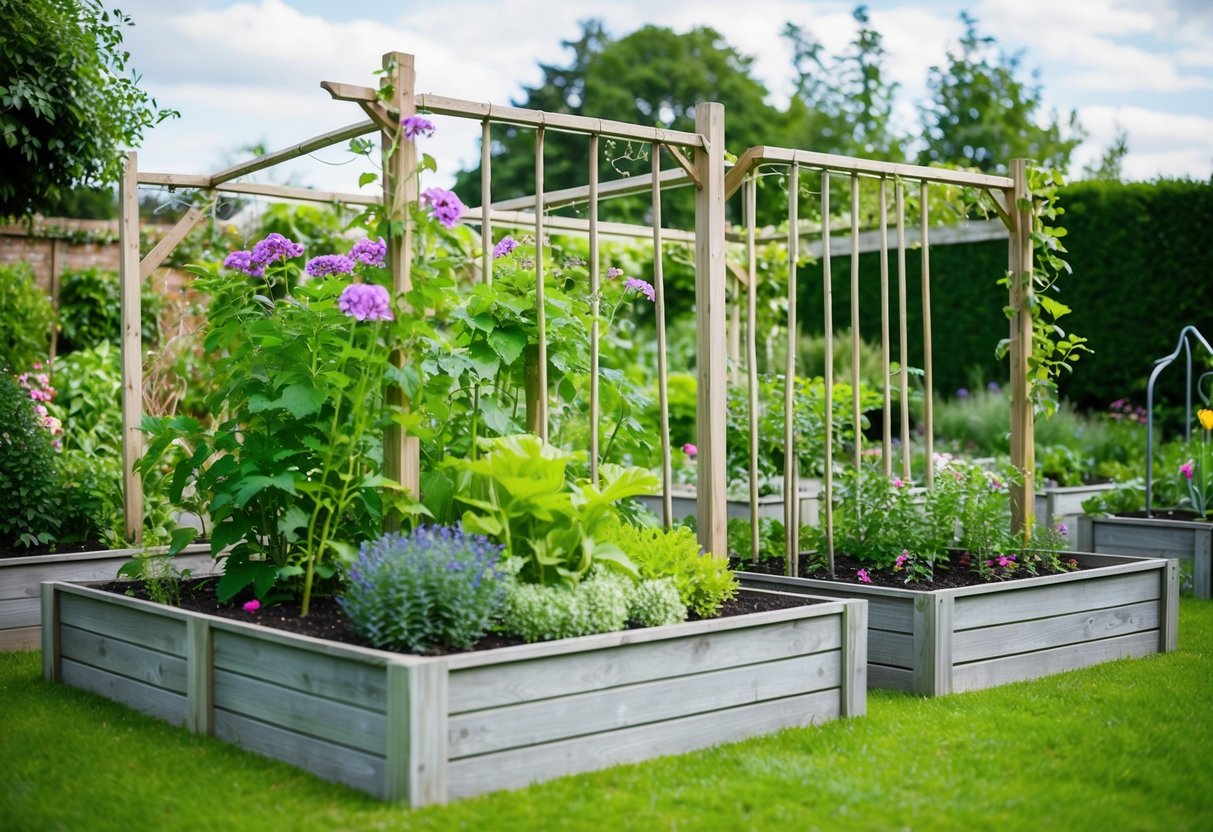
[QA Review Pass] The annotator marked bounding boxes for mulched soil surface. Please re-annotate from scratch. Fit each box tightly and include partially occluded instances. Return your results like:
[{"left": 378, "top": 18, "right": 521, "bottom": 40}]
[
  {"left": 1, "top": 540, "right": 109, "bottom": 560},
  {"left": 730, "top": 550, "right": 1084, "bottom": 590},
  {"left": 1116, "top": 509, "right": 1203, "bottom": 521},
  {"left": 99, "top": 578, "right": 821, "bottom": 658}
]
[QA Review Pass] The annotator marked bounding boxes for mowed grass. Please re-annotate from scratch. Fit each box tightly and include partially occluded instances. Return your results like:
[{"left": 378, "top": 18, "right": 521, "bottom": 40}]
[{"left": 3, "top": 600, "right": 1212, "bottom": 832}]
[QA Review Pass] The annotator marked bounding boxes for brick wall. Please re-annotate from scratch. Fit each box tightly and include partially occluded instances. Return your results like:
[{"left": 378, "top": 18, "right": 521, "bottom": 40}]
[{"left": 0, "top": 218, "right": 121, "bottom": 292}]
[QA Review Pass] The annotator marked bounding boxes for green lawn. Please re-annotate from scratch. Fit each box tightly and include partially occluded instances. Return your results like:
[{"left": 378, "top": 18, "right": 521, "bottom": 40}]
[{"left": 3, "top": 600, "right": 1211, "bottom": 832}]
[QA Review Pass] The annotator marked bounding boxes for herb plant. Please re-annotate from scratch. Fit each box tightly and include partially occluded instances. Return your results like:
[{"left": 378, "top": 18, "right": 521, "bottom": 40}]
[{"left": 602, "top": 520, "right": 737, "bottom": 617}]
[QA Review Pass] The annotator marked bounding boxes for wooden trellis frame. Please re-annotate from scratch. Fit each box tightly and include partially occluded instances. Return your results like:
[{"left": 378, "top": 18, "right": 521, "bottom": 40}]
[
  {"left": 721, "top": 148, "right": 1036, "bottom": 572},
  {"left": 118, "top": 50, "right": 730, "bottom": 559}
]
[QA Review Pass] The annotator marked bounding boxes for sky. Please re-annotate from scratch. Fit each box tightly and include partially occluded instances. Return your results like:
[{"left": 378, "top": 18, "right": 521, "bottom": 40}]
[{"left": 113, "top": 0, "right": 1213, "bottom": 199}]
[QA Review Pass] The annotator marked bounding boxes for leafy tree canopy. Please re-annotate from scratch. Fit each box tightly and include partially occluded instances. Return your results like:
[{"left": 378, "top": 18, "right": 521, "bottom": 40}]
[{"left": 0, "top": 0, "right": 177, "bottom": 217}]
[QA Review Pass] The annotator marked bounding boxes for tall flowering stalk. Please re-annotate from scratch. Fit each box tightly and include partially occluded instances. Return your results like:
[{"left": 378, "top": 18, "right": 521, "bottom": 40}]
[{"left": 1182, "top": 408, "right": 1213, "bottom": 519}]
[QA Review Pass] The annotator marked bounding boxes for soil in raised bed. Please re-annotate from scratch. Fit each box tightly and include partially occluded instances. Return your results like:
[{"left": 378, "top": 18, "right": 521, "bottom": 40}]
[
  {"left": 1116, "top": 509, "right": 1205, "bottom": 522},
  {"left": 1, "top": 539, "right": 110, "bottom": 559},
  {"left": 99, "top": 577, "right": 822, "bottom": 658},
  {"left": 730, "top": 550, "right": 1085, "bottom": 591}
]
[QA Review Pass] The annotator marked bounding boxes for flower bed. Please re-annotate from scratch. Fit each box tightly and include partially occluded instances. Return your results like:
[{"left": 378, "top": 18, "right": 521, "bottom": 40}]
[
  {"left": 41, "top": 580, "right": 866, "bottom": 805},
  {"left": 736, "top": 552, "right": 1177, "bottom": 696},
  {"left": 0, "top": 544, "right": 214, "bottom": 650},
  {"left": 1077, "top": 515, "right": 1210, "bottom": 599}
]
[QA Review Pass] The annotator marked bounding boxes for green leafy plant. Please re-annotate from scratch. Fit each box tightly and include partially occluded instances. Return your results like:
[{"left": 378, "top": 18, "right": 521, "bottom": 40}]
[
  {"left": 1179, "top": 408, "right": 1213, "bottom": 519},
  {"left": 603, "top": 519, "right": 736, "bottom": 617},
  {"left": 450, "top": 434, "right": 657, "bottom": 586},
  {"left": 0, "top": 372, "right": 59, "bottom": 549},
  {"left": 0, "top": 262, "right": 52, "bottom": 373},
  {"left": 56, "top": 267, "right": 161, "bottom": 353}
]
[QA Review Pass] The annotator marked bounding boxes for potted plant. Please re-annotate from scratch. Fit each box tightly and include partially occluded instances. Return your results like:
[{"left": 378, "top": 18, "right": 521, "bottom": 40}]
[
  {"left": 1078, "top": 407, "right": 1213, "bottom": 599},
  {"left": 737, "top": 458, "right": 1178, "bottom": 696}
]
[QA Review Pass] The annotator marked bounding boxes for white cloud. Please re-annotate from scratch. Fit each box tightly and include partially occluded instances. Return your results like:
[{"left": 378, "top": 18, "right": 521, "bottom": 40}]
[{"left": 1077, "top": 104, "right": 1213, "bottom": 179}]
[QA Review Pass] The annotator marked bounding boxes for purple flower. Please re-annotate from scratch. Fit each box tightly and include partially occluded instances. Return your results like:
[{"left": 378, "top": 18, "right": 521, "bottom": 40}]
[
  {"left": 421, "top": 187, "right": 465, "bottom": 228},
  {"left": 606, "top": 266, "right": 624, "bottom": 279},
  {"left": 251, "top": 232, "right": 304, "bottom": 266},
  {"left": 955, "top": 388, "right": 969, "bottom": 399},
  {"left": 987, "top": 381, "right": 1001, "bottom": 393},
  {"left": 1181, "top": 460, "right": 1194, "bottom": 480},
  {"left": 492, "top": 236, "right": 518, "bottom": 259},
  {"left": 223, "top": 250, "right": 264, "bottom": 277},
  {"left": 401, "top": 115, "right": 436, "bottom": 140},
  {"left": 339, "top": 283, "right": 393, "bottom": 321},
  {"left": 305, "top": 254, "right": 356, "bottom": 278},
  {"left": 625, "top": 277, "right": 656, "bottom": 302},
  {"left": 349, "top": 237, "right": 387, "bottom": 267},
  {"left": 856, "top": 569, "right": 872, "bottom": 584},
  {"left": 1057, "top": 522, "right": 1069, "bottom": 536}
]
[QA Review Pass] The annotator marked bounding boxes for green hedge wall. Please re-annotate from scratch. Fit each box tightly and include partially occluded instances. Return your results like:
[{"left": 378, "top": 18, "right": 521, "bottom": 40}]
[{"left": 798, "top": 178, "right": 1213, "bottom": 411}]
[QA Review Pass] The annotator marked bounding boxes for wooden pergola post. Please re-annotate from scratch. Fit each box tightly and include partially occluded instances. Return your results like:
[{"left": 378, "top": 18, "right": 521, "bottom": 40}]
[
  {"left": 381, "top": 51, "right": 420, "bottom": 518},
  {"left": 694, "top": 102, "right": 727, "bottom": 559},
  {"left": 1008, "top": 159, "right": 1035, "bottom": 536},
  {"left": 119, "top": 151, "right": 143, "bottom": 544}
]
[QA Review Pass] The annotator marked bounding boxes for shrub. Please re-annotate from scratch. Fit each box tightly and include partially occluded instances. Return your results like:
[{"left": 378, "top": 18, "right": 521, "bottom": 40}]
[
  {"left": 602, "top": 521, "right": 737, "bottom": 617},
  {"left": 0, "top": 262, "right": 52, "bottom": 372},
  {"left": 56, "top": 267, "right": 162, "bottom": 353},
  {"left": 0, "top": 373, "right": 59, "bottom": 548},
  {"left": 627, "top": 578, "right": 685, "bottom": 627},
  {"left": 338, "top": 526, "right": 507, "bottom": 653}
]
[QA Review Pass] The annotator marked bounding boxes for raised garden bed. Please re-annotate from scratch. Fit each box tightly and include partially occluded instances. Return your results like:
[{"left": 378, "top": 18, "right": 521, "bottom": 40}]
[
  {"left": 638, "top": 482, "right": 821, "bottom": 526},
  {"left": 1077, "top": 515, "right": 1210, "bottom": 599},
  {"left": 0, "top": 544, "right": 215, "bottom": 651},
  {"left": 41, "top": 581, "right": 867, "bottom": 805},
  {"left": 736, "top": 552, "right": 1177, "bottom": 696},
  {"left": 1035, "top": 482, "right": 1117, "bottom": 546}
]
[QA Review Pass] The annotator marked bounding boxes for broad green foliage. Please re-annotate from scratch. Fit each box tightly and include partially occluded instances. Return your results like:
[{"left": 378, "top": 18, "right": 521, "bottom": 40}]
[
  {"left": 140, "top": 241, "right": 424, "bottom": 611},
  {"left": 0, "top": 0, "right": 178, "bottom": 216},
  {"left": 0, "top": 372, "right": 58, "bottom": 548},
  {"left": 450, "top": 434, "right": 657, "bottom": 586},
  {"left": 602, "top": 520, "right": 737, "bottom": 617},
  {"left": 0, "top": 262, "right": 52, "bottom": 373},
  {"left": 56, "top": 267, "right": 161, "bottom": 353}
]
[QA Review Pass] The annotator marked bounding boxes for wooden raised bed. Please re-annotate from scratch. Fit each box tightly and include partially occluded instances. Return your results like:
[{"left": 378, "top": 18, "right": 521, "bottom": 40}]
[
  {"left": 1035, "top": 482, "right": 1117, "bottom": 547},
  {"left": 0, "top": 544, "right": 216, "bottom": 651},
  {"left": 737, "top": 552, "right": 1177, "bottom": 696},
  {"left": 638, "top": 481, "right": 821, "bottom": 527},
  {"left": 1077, "top": 515, "right": 1211, "bottom": 599},
  {"left": 41, "top": 581, "right": 867, "bottom": 805}
]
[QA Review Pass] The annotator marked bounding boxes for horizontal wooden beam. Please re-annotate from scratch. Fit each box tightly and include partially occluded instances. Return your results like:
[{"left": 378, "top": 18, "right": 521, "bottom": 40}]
[
  {"left": 737, "top": 218, "right": 1008, "bottom": 258},
  {"left": 208, "top": 120, "right": 377, "bottom": 187},
  {"left": 724, "top": 146, "right": 1015, "bottom": 199},
  {"left": 137, "top": 173, "right": 376, "bottom": 206},
  {"left": 465, "top": 207, "right": 697, "bottom": 243},
  {"left": 491, "top": 167, "right": 693, "bottom": 213}
]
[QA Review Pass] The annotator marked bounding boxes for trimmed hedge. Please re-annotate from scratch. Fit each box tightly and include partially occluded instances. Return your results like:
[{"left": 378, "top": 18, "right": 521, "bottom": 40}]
[{"left": 798, "top": 178, "right": 1213, "bottom": 411}]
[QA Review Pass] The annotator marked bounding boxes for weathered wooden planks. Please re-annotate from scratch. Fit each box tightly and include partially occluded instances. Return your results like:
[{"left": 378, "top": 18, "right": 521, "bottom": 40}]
[
  {"left": 46, "top": 581, "right": 863, "bottom": 805},
  {"left": 738, "top": 552, "right": 1175, "bottom": 696},
  {"left": 1078, "top": 515, "right": 1211, "bottom": 599}
]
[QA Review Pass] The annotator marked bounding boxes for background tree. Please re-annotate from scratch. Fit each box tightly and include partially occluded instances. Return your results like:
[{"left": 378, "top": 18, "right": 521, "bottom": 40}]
[
  {"left": 452, "top": 21, "right": 790, "bottom": 225},
  {"left": 918, "top": 12, "right": 1084, "bottom": 172},
  {"left": 0, "top": 0, "right": 177, "bottom": 217}
]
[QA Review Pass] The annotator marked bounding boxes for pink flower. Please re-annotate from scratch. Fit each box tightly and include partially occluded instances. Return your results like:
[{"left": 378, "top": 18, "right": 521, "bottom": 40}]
[
  {"left": 242, "top": 599, "right": 261, "bottom": 613},
  {"left": 682, "top": 443, "right": 697, "bottom": 457},
  {"left": 1181, "top": 460, "right": 1194, "bottom": 480},
  {"left": 625, "top": 276, "right": 656, "bottom": 302},
  {"left": 856, "top": 569, "right": 871, "bottom": 584},
  {"left": 894, "top": 550, "right": 910, "bottom": 570},
  {"left": 606, "top": 266, "right": 624, "bottom": 279},
  {"left": 891, "top": 477, "right": 905, "bottom": 489}
]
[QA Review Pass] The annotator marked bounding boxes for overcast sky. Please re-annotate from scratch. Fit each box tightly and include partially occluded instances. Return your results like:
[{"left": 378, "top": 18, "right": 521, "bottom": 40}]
[{"left": 115, "top": 0, "right": 1213, "bottom": 198}]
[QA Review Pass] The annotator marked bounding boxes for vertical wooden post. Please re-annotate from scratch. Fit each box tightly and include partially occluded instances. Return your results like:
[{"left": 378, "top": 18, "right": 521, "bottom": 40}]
[
  {"left": 119, "top": 151, "right": 143, "bottom": 545},
  {"left": 879, "top": 180, "right": 892, "bottom": 478},
  {"left": 912, "top": 591, "right": 954, "bottom": 696},
  {"left": 529, "top": 127, "right": 549, "bottom": 440},
  {"left": 920, "top": 181, "right": 934, "bottom": 488},
  {"left": 1009, "top": 160, "right": 1035, "bottom": 535},
  {"left": 382, "top": 51, "right": 420, "bottom": 510},
  {"left": 1160, "top": 559, "right": 1179, "bottom": 653},
  {"left": 850, "top": 173, "right": 862, "bottom": 473},
  {"left": 40, "top": 583, "right": 61, "bottom": 681},
  {"left": 821, "top": 171, "right": 833, "bottom": 576},
  {"left": 840, "top": 600, "right": 868, "bottom": 717},
  {"left": 186, "top": 617, "right": 213, "bottom": 734},
  {"left": 588, "top": 134, "right": 600, "bottom": 482},
  {"left": 784, "top": 164, "right": 800, "bottom": 575},
  {"left": 745, "top": 177, "right": 760, "bottom": 562},
  {"left": 481, "top": 120, "right": 492, "bottom": 285},
  {"left": 895, "top": 181, "right": 910, "bottom": 479},
  {"left": 652, "top": 147, "right": 673, "bottom": 528},
  {"left": 694, "top": 103, "right": 727, "bottom": 560},
  {"left": 386, "top": 662, "right": 449, "bottom": 805}
]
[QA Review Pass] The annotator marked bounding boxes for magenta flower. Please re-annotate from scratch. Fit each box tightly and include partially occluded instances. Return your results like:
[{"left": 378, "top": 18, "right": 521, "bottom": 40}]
[
  {"left": 856, "top": 569, "right": 872, "bottom": 584},
  {"left": 223, "top": 249, "right": 264, "bottom": 277},
  {"left": 338, "top": 283, "right": 393, "bottom": 321},
  {"left": 349, "top": 236, "right": 387, "bottom": 267},
  {"left": 606, "top": 266, "right": 624, "bottom": 279},
  {"left": 401, "top": 115, "right": 436, "bottom": 140},
  {"left": 625, "top": 276, "right": 656, "bottom": 302},
  {"left": 682, "top": 443, "right": 697, "bottom": 457},
  {"left": 492, "top": 236, "right": 518, "bottom": 259},
  {"left": 305, "top": 254, "right": 356, "bottom": 278},
  {"left": 891, "top": 477, "right": 905, "bottom": 489},
  {"left": 242, "top": 599, "right": 261, "bottom": 613},
  {"left": 421, "top": 187, "right": 465, "bottom": 228},
  {"left": 894, "top": 550, "right": 910, "bottom": 570},
  {"left": 1181, "top": 460, "right": 1195, "bottom": 480}
]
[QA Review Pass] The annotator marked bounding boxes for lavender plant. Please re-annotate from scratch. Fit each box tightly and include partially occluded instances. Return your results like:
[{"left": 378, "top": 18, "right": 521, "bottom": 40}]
[{"left": 338, "top": 526, "right": 506, "bottom": 653}]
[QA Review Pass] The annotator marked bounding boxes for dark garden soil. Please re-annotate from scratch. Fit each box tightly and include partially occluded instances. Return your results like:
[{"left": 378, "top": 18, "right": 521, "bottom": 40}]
[
  {"left": 1, "top": 539, "right": 111, "bottom": 559},
  {"left": 100, "top": 578, "right": 822, "bottom": 658},
  {"left": 730, "top": 550, "right": 1085, "bottom": 591},
  {"left": 1117, "top": 509, "right": 1204, "bottom": 522}
]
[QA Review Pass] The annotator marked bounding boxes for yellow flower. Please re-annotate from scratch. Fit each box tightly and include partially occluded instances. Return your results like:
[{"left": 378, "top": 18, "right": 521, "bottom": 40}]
[{"left": 1201, "top": 408, "right": 1213, "bottom": 432}]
